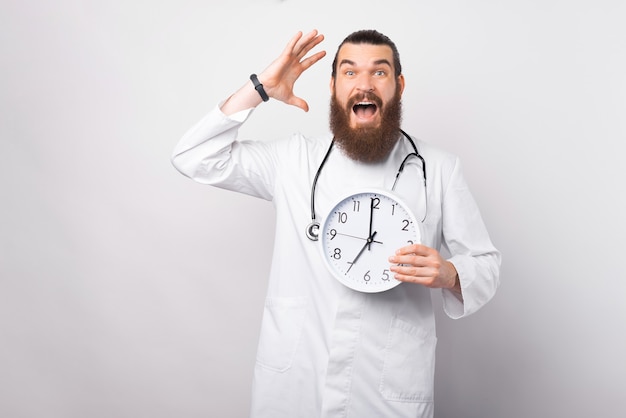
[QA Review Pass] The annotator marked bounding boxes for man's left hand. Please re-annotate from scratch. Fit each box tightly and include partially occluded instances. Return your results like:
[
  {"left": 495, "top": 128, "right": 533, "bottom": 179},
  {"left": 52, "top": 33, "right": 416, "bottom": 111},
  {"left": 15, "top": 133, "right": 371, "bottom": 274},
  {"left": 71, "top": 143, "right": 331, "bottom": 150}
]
[{"left": 389, "top": 244, "right": 461, "bottom": 293}]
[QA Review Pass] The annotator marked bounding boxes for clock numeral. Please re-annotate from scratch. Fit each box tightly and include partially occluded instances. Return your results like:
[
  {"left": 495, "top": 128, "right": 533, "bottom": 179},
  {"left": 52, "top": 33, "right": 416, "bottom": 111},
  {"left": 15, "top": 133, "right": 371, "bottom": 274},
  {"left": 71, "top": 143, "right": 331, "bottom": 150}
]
[
  {"left": 333, "top": 248, "right": 342, "bottom": 259},
  {"left": 329, "top": 229, "right": 337, "bottom": 240},
  {"left": 391, "top": 203, "right": 396, "bottom": 215},
  {"left": 371, "top": 197, "right": 380, "bottom": 209},
  {"left": 360, "top": 270, "right": 392, "bottom": 283},
  {"left": 352, "top": 200, "right": 360, "bottom": 212},
  {"left": 401, "top": 219, "right": 411, "bottom": 231},
  {"left": 337, "top": 211, "right": 348, "bottom": 224}
]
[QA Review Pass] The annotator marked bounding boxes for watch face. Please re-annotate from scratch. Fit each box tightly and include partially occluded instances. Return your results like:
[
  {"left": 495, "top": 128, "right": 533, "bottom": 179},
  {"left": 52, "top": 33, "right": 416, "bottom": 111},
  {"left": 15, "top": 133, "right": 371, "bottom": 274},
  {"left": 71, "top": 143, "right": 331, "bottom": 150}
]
[{"left": 321, "top": 189, "right": 421, "bottom": 293}]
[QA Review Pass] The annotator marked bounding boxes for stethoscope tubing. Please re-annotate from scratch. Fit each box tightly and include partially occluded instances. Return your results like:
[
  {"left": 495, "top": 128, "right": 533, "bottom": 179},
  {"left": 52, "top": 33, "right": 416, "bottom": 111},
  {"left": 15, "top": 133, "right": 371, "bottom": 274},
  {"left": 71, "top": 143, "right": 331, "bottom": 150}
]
[{"left": 306, "top": 129, "right": 426, "bottom": 241}]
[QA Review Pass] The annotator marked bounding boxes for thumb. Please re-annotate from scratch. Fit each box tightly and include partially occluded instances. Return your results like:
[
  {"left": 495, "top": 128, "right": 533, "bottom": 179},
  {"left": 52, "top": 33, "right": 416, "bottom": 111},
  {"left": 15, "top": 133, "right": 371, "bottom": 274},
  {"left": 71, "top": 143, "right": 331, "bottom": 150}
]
[{"left": 287, "top": 96, "right": 310, "bottom": 112}]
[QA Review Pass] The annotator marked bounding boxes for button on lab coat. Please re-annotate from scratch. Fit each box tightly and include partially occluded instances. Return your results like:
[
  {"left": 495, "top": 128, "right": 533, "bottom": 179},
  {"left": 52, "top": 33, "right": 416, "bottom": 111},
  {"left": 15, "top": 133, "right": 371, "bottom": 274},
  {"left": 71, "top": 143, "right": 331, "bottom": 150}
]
[{"left": 171, "top": 105, "right": 501, "bottom": 418}]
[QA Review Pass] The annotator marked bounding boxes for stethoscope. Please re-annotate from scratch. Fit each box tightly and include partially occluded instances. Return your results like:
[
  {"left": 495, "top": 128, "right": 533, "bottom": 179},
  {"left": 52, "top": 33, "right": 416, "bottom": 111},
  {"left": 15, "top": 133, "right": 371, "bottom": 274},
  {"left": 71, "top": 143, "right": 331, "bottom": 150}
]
[{"left": 305, "top": 129, "right": 428, "bottom": 241}]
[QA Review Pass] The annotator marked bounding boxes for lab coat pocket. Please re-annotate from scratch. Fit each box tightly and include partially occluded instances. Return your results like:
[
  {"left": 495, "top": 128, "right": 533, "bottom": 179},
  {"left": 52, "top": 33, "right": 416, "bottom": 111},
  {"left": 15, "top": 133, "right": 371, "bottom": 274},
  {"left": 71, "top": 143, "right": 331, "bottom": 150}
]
[
  {"left": 255, "top": 297, "right": 308, "bottom": 373},
  {"left": 379, "top": 317, "right": 437, "bottom": 402}
]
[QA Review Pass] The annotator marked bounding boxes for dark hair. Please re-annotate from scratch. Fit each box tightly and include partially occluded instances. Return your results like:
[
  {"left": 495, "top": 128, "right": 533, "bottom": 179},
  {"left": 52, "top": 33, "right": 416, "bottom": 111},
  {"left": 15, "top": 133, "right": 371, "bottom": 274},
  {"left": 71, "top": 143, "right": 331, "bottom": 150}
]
[{"left": 331, "top": 29, "right": 402, "bottom": 78}]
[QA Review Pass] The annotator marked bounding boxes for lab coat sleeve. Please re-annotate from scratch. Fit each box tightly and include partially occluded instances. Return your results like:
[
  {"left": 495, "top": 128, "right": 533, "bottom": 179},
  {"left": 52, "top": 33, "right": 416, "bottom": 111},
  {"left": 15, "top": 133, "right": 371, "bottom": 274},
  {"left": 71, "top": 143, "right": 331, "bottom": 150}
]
[
  {"left": 170, "top": 104, "right": 277, "bottom": 200},
  {"left": 440, "top": 157, "right": 501, "bottom": 319}
]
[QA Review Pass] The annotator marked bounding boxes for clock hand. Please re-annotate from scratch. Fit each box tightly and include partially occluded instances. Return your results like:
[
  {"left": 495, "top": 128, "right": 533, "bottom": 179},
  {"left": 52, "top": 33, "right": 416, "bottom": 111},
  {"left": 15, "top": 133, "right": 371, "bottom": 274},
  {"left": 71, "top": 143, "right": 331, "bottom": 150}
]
[
  {"left": 346, "top": 231, "right": 378, "bottom": 274},
  {"left": 335, "top": 232, "right": 368, "bottom": 240},
  {"left": 367, "top": 198, "right": 375, "bottom": 250},
  {"left": 334, "top": 231, "right": 383, "bottom": 244}
]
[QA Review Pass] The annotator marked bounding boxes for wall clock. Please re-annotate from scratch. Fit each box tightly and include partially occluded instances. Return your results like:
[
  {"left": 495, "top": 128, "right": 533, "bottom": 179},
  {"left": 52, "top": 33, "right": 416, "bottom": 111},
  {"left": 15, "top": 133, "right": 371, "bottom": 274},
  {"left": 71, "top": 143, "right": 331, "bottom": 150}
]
[{"left": 320, "top": 189, "right": 421, "bottom": 293}]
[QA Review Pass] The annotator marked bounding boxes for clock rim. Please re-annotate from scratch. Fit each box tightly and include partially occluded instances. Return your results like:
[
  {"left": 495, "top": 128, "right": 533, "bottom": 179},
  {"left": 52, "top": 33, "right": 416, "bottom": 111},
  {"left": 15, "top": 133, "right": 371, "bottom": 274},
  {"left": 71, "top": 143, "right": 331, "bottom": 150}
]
[{"left": 319, "top": 188, "right": 421, "bottom": 293}]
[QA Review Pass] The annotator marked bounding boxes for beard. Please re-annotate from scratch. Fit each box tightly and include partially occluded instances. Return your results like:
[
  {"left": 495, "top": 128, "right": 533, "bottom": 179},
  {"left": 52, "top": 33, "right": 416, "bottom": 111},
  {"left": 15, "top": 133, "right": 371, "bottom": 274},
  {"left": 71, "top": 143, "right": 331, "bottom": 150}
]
[{"left": 329, "top": 86, "right": 403, "bottom": 163}]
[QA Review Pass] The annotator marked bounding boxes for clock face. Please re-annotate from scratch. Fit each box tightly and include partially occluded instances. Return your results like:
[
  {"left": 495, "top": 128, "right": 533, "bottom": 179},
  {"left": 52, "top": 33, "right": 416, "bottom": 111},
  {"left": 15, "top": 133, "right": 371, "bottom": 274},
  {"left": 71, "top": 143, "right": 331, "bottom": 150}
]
[{"left": 320, "top": 189, "right": 421, "bottom": 293}]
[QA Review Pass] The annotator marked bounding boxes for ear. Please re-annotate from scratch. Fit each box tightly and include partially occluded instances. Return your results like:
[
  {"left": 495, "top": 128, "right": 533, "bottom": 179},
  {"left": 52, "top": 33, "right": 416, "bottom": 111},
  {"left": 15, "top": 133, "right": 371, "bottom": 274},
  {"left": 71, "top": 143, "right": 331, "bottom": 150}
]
[
  {"left": 397, "top": 74, "right": 406, "bottom": 95},
  {"left": 329, "top": 76, "right": 335, "bottom": 94}
]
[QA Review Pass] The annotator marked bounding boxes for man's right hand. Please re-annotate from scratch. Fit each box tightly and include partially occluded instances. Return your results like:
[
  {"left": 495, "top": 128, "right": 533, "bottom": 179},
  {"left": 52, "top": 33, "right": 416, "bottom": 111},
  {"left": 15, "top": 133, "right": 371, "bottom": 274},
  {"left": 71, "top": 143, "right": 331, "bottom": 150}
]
[
  {"left": 257, "top": 30, "right": 326, "bottom": 112},
  {"left": 220, "top": 30, "right": 326, "bottom": 115}
]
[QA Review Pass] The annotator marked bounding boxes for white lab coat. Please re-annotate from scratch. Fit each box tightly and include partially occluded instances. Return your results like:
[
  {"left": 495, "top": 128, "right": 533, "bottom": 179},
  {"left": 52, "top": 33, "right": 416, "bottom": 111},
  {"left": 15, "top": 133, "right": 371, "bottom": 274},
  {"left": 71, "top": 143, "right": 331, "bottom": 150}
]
[{"left": 172, "top": 105, "right": 501, "bottom": 418}]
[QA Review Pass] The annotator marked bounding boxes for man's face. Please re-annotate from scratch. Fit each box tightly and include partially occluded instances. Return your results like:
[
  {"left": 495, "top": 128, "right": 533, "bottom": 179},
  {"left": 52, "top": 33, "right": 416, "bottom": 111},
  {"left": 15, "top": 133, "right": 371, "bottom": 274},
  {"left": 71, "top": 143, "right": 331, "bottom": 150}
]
[
  {"left": 330, "top": 43, "right": 405, "bottom": 163},
  {"left": 331, "top": 43, "right": 404, "bottom": 130}
]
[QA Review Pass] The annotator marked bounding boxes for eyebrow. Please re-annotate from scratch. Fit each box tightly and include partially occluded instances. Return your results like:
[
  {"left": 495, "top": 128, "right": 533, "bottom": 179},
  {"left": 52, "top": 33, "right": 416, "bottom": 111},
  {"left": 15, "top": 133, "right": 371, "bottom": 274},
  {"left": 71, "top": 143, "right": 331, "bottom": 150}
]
[{"left": 339, "top": 58, "right": 392, "bottom": 68}]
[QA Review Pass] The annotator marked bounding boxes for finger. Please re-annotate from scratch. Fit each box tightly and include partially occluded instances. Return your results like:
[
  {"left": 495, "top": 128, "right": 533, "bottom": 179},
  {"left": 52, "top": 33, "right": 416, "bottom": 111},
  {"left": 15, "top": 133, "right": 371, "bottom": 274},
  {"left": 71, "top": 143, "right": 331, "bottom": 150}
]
[
  {"left": 283, "top": 31, "right": 304, "bottom": 56},
  {"left": 293, "top": 30, "right": 323, "bottom": 56},
  {"left": 286, "top": 95, "right": 309, "bottom": 112},
  {"left": 300, "top": 50, "right": 327, "bottom": 71},
  {"left": 393, "top": 270, "right": 424, "bottom": 284},
  {"left": 390, "top": 264, "right": 439, "bottom": 286},
  {"left": 389, "top": 255, "right": 435, "bottom": 272},
  {"left": 390, "top": 265, "right": 426, "bottom": 283},
  {"left": 391, "top": 262, "right": 431, "bottom": 276},
  {"left": 395, "top": 243, "right": 430, "bottom": 256},
  {"left": 293, "top": 38, "right": 325, "bottom": 68},
  {"left": 389, "top": 249, "right": 441, "bottom": 269},
  {"left": 394, "top": 273, "right": 436, "bottom": 287},
  {"left": 389, "top": 254, "right": 420, "bottom": 266}
]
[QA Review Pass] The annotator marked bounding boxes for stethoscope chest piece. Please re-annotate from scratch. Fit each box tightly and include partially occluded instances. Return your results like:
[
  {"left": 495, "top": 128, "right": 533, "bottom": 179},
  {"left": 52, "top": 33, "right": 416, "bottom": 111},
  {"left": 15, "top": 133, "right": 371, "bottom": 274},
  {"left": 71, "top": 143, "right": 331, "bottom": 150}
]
[{"left": 306, "top": 221, "right": 320, "bottom": 241}]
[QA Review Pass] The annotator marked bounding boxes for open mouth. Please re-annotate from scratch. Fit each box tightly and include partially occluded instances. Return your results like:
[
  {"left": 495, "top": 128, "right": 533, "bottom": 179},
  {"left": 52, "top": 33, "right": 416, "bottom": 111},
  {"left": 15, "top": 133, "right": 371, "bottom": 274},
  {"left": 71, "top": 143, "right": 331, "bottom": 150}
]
[{"left": 352, "top": 101, "right": 379, "bottom": 121}]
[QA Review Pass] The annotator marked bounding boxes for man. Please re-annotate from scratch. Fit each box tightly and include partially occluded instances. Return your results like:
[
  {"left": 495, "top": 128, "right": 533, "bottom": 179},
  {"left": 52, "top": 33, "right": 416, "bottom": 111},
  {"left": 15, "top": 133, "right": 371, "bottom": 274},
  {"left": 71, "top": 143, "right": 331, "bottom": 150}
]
[{"left": 172, "top": 29, "right": 500, "bottom": 418}]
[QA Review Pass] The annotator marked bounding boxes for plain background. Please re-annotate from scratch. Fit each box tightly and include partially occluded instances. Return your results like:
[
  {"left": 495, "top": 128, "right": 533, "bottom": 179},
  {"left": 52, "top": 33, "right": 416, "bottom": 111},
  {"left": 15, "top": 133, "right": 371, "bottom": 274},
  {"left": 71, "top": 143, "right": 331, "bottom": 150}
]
[{"left": 1, "top": 0, "right": 625, "bottom": 417}]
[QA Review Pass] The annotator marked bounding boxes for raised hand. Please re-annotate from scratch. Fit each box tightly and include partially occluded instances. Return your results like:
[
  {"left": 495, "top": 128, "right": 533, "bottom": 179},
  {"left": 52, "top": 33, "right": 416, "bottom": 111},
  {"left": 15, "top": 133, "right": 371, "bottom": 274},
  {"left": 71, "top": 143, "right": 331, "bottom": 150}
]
[
  {"left": 220, "top": 30, "right": 326, "bottom": 115},
  {"left": 258, "top": 30, "right": 326, "bottom": 111}
]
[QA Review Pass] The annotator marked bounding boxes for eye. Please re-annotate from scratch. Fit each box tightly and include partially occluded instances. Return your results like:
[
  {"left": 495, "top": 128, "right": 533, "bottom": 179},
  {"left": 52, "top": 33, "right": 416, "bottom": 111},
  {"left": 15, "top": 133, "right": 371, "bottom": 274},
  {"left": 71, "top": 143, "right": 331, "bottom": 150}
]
[
  {"left": 374, "top": 70, "right": 386, "bottom": 76},
  {"left": 345, "top": 70, "right": 355, "bottom": 76}
]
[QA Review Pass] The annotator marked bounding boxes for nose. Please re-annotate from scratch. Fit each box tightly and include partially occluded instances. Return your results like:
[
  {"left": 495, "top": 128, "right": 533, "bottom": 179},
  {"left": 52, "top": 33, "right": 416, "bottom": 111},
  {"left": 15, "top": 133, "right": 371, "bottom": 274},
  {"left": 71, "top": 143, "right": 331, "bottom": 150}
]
[{"left": 356, "top": 74, "right": 374, "bottom": 93}]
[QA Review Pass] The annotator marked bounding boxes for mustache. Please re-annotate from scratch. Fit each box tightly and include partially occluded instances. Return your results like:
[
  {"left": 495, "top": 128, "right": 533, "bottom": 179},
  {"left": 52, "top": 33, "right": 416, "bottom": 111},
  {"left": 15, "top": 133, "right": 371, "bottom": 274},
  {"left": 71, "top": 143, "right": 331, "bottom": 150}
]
[{"left": 348, "top": 91, "right": 383, "bottom": 109}]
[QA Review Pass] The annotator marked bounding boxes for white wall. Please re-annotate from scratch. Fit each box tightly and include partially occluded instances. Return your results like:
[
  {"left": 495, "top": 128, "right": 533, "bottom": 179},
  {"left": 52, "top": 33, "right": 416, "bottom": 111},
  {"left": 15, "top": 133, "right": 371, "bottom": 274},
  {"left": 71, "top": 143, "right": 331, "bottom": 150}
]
[{"left": 1, "top": 0, "right": 624, "bottom": 417}]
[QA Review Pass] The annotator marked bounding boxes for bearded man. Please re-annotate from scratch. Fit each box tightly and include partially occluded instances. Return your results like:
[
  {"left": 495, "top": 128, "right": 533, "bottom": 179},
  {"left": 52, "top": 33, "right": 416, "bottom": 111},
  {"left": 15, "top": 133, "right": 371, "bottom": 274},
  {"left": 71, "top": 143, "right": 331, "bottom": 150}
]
[{"left": 172, "top": 29, "right": 500, "bottom": 418}]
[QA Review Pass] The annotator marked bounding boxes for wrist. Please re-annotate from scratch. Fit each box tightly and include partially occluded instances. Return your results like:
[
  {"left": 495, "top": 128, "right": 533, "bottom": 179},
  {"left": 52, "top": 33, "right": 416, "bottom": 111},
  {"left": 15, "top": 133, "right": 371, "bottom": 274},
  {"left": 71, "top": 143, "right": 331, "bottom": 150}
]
[
  {"left": 250, "top": 74, "right": 269, "bottom": 102},
  {"left": 220, "top": 76, "right": 265, "bottom": 116},
  {"left": 445, "top": 261, "right": 461, "bottom": 292}
]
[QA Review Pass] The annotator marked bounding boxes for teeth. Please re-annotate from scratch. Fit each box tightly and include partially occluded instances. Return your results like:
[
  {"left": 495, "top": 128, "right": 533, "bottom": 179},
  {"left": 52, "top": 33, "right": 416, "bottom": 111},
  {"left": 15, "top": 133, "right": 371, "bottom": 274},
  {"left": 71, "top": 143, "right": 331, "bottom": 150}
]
[{"left": 356, "top": 101, "right": 374, "bottom": 106}]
